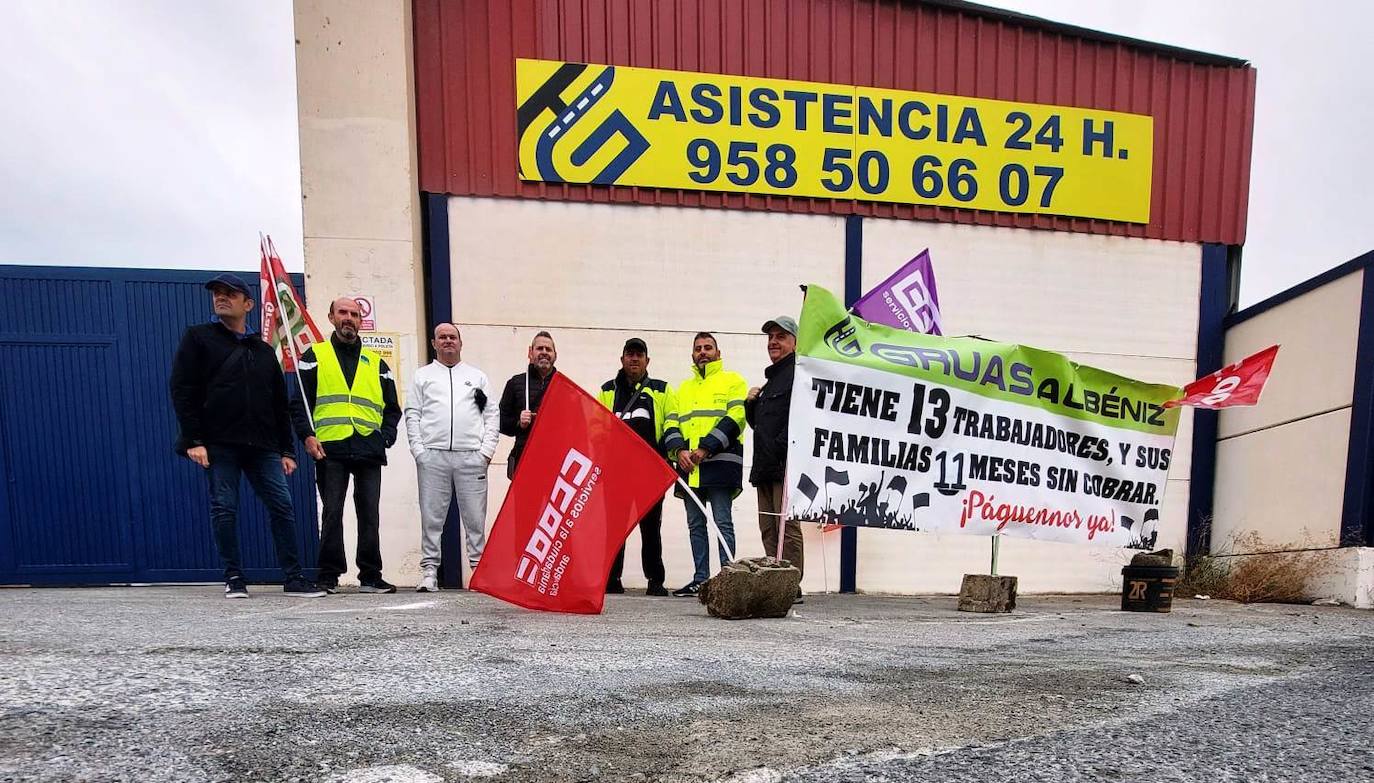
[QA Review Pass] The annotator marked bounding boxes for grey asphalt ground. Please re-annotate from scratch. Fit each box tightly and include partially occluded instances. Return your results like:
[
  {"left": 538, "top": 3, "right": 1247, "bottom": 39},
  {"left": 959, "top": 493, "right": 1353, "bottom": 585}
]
[{"left": 1, "top": 587, "right": 1370, "bottom": 783}]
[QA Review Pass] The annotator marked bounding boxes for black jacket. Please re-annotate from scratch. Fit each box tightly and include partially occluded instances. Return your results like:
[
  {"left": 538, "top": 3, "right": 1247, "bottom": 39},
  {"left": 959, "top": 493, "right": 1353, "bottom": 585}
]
[
  {"left": 498, "top": 365, "right": 556, "bottom": 477},
  {"left": 601, "top": 370, "right": 667, "bottom": 449},
  {"left": 169, "top": 322, "right": 294, "bottom": 456},
  {"left": 745, "top": 351, "right": 795, "bottom": 486},
  {"left": 289, "top": 334, "right": 402, "bottom": 465}
]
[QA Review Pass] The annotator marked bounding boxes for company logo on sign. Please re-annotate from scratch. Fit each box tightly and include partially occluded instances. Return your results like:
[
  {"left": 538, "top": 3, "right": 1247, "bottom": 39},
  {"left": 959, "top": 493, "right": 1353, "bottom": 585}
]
[
  {"left": 516, "top": 58, "right": 1154, "bottom": 222},
  {"left": 517, "top": 62, "right": 650, "bottom": 184},
  {"left": 515, "top": 448, "right": 603, "bottom": 595}
]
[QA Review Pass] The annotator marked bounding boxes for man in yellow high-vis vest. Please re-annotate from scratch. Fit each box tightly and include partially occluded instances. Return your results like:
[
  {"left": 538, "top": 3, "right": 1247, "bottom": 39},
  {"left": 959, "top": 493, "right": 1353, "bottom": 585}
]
[
  {"left": 662, "top": 332, "right": 748, "bottom": 597},
  {"left": 291, "top": 297, "right": 402, "bottom": 593},
  {"left": 598, "top": 337, "right": 673, "bottom": 596}
]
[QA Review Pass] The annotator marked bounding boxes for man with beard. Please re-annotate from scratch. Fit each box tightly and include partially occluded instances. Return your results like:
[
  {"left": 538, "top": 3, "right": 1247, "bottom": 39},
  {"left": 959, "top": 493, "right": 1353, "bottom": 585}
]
[
  {"left": 292, "top": 297, "right": 402, "bottom": 593},
  {"left": 498, "top": 331, "right": 558, "bottom": 479},
  {"left": 662, "top": 332, "right": 748, "bottom": 597},
  {"left": 597, "top": 338, "right": 672, "bottom": 596}
]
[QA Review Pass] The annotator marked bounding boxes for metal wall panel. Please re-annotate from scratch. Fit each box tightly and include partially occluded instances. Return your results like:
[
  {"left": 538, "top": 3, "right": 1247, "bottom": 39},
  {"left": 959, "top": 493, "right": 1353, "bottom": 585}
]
[
  {"left": 0, "top": 266, "right": 319, "bottom": 585},
  {"left": 414, "top": 0, "right": 1256, "bottom": 245}
]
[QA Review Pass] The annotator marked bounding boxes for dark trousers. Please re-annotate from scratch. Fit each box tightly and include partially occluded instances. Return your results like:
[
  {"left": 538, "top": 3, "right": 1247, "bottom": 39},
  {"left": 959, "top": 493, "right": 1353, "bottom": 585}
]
[
  {"left": 608, "top": 500, "right": 665, "bottom": 587},
  {"left": 205, "top": 444, "right": 303, "bottom": 582},
  {"left": 315, "top": 458, "right": 383, "bottom": 584}
]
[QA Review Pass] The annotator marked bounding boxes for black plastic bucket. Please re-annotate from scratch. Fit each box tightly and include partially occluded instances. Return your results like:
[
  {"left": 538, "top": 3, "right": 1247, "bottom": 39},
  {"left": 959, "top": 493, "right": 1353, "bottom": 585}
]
[{"left": 1121, "top": 565, "right": 1180, "bottom": 612}]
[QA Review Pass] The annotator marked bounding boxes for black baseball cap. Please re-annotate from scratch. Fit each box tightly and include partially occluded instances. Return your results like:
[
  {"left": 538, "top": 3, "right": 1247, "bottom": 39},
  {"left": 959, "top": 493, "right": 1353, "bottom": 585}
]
[
  {"left": 622, "top": 337, "right": 648, "bottom": 354},
  {"left": 205, "top": 273, "right": 252, "bottom": 298}
]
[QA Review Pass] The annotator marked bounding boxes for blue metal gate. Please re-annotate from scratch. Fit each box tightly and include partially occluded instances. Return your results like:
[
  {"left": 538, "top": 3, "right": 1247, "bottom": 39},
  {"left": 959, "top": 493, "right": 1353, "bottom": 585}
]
[{"left": 0, "top": 266, "right": 319, "bottom": 584}]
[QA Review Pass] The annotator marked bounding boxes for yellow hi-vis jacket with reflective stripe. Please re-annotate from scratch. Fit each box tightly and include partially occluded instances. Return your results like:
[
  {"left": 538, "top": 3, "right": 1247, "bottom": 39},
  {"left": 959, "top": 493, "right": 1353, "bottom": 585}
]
[
  {"left": 663, "top": 359, "right": 748, "bottom": 492},
  {"left": 311, "top": 339, "right": 384, "bottom": 443}
]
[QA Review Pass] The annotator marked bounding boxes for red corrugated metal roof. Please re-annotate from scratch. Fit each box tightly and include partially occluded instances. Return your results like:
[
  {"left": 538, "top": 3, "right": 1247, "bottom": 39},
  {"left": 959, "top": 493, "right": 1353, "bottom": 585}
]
[{"left": 413, "top": 0, "right": 1255, "bottom": 245}]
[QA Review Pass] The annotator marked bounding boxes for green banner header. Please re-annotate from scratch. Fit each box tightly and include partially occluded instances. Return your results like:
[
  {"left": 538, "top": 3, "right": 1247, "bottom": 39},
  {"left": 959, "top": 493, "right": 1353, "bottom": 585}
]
[{"left": 799, "top": 286, "right": 1182, "bottom": 436}]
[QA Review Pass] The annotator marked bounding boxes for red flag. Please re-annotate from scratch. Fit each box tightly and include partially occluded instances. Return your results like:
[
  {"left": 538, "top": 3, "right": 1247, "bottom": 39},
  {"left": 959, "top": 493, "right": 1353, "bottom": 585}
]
[
  {"left": 470, "top": 374, "right": 676, "bottom": 614},
  {"left": 260, "top": 235, "right": 323, "bottom": 370},
  {"left": 259, "top": 238, "right": 282, "bottom": 350},
  {"left": 1164, "top": 345, "right": 1280, "bottom": 409}
]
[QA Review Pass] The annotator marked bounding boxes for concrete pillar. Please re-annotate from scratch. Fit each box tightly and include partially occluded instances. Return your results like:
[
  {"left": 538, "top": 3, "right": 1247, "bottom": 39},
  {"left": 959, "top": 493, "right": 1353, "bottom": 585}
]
[{"left": 294, "top": 0, "right": 426, "bottom": 585}]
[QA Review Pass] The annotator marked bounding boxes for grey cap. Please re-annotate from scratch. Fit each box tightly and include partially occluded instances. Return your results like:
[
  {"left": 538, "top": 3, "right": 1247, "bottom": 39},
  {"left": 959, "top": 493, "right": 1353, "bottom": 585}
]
[{"left": 761, "top": 315, "right": 798, "bottom": 336}]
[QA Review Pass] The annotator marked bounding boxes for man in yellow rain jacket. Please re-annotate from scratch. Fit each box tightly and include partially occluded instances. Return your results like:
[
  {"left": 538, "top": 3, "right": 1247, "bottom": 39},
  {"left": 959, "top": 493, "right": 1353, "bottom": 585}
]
[{"left": 662, "top": 332, "right": 748, "bottom": 597}]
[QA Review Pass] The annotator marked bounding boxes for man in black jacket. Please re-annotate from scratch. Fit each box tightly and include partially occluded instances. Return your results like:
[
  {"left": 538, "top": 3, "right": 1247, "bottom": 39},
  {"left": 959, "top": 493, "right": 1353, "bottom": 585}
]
[
  {"left": 598, "top": 338, "right": 671, "bottom": 596},
  {"left": 745, "top": 315, "right": 803, "bottom": 597},
  {"left": 169, "top": 274, "right": 324, "bottom": 599},
  {"left": 290, "top": 297, "right": 402, "bottom": 594},
  {"left": 497, "top": 330, "right": 557, "bottom": 479}
]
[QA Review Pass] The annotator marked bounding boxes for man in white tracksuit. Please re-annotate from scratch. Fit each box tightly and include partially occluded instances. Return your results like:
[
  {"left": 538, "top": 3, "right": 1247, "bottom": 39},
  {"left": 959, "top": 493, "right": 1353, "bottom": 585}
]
[{"left": 404, "top": 323, "right": 499, "bottom": 592}]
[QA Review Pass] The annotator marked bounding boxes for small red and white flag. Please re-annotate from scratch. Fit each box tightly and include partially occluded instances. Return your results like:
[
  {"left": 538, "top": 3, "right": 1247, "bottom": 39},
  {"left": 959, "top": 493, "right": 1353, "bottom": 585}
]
[
  {"left": 1164, "top": 345, "right": 1279, "bottom": 410},
  {"left": 259, "top": 234, "right": 323, "bottom": 370},
  {"left": 470, "top": 374, "right": 677, "bottom": 614}
]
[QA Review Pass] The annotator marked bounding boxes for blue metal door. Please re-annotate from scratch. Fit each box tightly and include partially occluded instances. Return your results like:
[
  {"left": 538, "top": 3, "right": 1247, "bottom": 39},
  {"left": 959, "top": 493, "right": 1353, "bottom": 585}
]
[{"left": 0, "top": 266, "right": 319, "bottom": 584}]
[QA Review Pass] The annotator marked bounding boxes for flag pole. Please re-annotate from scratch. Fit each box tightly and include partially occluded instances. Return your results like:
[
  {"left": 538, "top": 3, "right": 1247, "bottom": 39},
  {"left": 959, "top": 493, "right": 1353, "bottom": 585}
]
[
  {"left": 676, "top": 476, "right": 735, "bottom": 563},
  {"left": 820, "top": 523, "right": 830, "bottom": 594},
  {"left": 774, "top": 504, "right": 786, "bottom": 561},
  {"left": 990, "top": 534, "right": 1000, "bottom": 577},
  {"left": 264, "top": 237, "right": 315, "bottom": 436}
]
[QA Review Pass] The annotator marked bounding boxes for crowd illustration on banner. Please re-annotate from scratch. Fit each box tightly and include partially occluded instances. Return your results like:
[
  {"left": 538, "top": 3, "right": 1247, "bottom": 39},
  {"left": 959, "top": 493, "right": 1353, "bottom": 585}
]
[
  {"left": 169, "top": 236, "right": 1279, "bottom": 612},
  {"left": 791, "top": 469, "right": 934, "bottom": 532}
]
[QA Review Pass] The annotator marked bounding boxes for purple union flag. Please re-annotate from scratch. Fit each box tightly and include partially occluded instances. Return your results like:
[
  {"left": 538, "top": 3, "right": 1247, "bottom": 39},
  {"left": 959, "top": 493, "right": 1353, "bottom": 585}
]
[{"left": 851, "top": 249, "right": 943, "bottom": 335}]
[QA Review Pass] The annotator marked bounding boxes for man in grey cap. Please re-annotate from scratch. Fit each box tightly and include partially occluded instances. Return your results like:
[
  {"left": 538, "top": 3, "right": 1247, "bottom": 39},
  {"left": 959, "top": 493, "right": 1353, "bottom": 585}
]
[{"left": 744, "top": 315, "right": 803, "bottom": 603}]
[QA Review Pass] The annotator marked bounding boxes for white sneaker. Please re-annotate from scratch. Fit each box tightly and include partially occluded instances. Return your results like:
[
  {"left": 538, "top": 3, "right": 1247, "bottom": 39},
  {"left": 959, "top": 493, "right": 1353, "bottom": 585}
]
[{"left": 417, "top": 569, "right": 439, "bottom": 593}]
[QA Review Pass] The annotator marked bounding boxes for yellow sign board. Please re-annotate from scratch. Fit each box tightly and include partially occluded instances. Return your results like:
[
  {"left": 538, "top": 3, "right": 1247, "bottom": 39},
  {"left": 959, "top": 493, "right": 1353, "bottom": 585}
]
[
  {"left": 361, "top": 333, "right": 402, "bottom": 404},
  {"left": 516, "top": 59, "right": 1152, "bottom": 223}
]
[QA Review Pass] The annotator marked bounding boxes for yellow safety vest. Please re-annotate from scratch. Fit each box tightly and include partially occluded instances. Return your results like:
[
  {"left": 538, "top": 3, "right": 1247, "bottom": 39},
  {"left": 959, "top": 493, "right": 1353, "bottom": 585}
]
[
  {"left": 663, "top": 359, "right": 748, "bottom": 489},
  {"left": 311, "top": 340, "right": 384, "bottom": 442}
]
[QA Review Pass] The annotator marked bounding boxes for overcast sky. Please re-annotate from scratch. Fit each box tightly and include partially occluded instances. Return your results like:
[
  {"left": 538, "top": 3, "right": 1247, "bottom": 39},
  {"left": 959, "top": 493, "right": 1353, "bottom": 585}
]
[{"left": 1, "top": 1, "right": 1369, "bottom": 305}]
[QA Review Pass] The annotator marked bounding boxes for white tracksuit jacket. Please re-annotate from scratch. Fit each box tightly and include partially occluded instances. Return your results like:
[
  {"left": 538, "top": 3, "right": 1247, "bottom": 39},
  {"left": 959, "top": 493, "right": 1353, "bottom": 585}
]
[{"left": 403, "top": 360, "right": 500, "bottom": 460}]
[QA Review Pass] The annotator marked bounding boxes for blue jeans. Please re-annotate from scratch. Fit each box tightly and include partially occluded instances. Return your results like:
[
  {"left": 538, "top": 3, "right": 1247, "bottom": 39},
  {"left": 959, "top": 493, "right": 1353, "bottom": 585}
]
[
  {"left": 205, "top": 444, "right": 303, "bottom": 581},
  {"left": 682, "top": 486, "right": 736, "bottom": 585}
]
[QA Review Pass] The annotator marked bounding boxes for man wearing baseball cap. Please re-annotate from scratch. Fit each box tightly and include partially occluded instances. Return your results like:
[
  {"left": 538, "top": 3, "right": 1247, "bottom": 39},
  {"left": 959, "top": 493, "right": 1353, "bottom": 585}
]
[
  {"left": 597, "top": 338, "right": 672, "bottom": 596},
  {"left": 745, "top": 315, "right": 804, "bottom": 603},
  {"left": 169, "top": 273, "right": 325, "bottom": 598}
]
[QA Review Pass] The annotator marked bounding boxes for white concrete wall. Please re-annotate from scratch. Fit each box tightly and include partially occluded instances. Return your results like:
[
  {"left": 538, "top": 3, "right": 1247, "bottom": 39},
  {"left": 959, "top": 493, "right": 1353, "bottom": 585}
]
[
  {"left": 447, "top": 197, "right": 847, "bottom": 592},
  {"left": 444, "top": 198, "right": 1202, "bottom": 594},
  {"left": 295, "top": 0, "right": 427, "bottom": 585},
  {"left": 1212, "top": 269, "right": 1364, "bottom": 555},
  {"left": 856, "top": 221, "right": 1201, "bottom": 593}
]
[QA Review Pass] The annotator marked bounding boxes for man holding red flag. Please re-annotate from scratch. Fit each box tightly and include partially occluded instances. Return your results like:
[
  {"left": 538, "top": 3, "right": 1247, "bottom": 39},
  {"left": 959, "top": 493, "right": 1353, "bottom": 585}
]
[
  {"left": 470, "top": 374, "right": 677, "bottom": 614},
  {"left": 290, "top": 297, "right": 403, "bottom": 594}
]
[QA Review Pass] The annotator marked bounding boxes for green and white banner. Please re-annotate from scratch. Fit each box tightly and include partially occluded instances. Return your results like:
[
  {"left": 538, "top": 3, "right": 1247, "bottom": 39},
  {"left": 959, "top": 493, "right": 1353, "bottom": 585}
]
[{"left": 785, "top": 286, "right": 1183, "bottom": 549}]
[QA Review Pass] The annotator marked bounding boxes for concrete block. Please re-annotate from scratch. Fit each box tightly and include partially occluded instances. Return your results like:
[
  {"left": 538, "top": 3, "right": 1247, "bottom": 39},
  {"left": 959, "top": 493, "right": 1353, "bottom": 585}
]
[{"left": 958, "top": 574, "right": 1018, "bottom": 613}]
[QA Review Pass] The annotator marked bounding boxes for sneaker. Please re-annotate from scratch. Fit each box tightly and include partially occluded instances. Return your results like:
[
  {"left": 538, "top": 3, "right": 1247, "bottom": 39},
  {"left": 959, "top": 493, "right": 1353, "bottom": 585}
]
[
  {"left": 671, "top": 583, "right": 701, "bottom": 598},
  {"left": 416, "top": 569, "right": 439, "bottom": 593},
  {"left": 318, "top": 580, "right": 339, "bottom": 594},
  {"left": 605, "top": 580, "right": 625, "bottom": 594},
  {"left": 646, "top": 582, "right": 669, "bottom": 597},
  {"left": 224, "top": 579, "right": 249, "bottom": 599},
  {"left": 359, "top": 579, "right": 396, "bottom": 594},
  {"left": 283, "top": 577, "right": 327, "bottom": 598}
]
